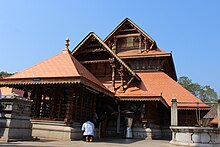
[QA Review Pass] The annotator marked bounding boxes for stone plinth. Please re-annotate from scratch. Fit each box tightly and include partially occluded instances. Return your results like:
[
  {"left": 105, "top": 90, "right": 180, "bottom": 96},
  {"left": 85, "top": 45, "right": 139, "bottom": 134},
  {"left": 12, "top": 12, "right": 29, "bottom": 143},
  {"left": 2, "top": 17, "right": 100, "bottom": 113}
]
[
  {"left": 0, "top": 94, "right": 33, "bottom": 142},
  {"left": 32, "top": 120, "right": 100, "bottom": 140},
  {"left": 132, "top": 126, "right": 162, "bottom": 139},
  {"left": 170, "top": 126, "right": 220, "bottom": 146},
  {"left": 130, "top": 123, "right": 170, "bottom": 139}
]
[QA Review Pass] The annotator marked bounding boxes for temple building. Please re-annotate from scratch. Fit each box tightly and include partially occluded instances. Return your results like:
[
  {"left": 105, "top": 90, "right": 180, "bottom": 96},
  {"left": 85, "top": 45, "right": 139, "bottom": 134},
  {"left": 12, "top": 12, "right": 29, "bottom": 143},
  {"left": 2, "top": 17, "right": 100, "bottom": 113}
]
[{"left": 0, "top": 18, "right": 210, "bottom": 140}]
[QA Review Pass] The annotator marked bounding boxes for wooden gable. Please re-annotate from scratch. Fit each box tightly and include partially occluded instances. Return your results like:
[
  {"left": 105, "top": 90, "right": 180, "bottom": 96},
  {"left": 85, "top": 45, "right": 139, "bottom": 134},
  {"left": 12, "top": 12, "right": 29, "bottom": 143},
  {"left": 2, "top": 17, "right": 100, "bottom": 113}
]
[
  {"left": 104, "top": 18, "right": 157, "bottom": 54},
  {"left": 73, "top": 33, "right": 113, "bottom": 63},
  {"left": 104, "top": 18, "right": 177, "bottom": 81},
  {"left": 72, "top": 32, "right": 140, "bottom": 92}
]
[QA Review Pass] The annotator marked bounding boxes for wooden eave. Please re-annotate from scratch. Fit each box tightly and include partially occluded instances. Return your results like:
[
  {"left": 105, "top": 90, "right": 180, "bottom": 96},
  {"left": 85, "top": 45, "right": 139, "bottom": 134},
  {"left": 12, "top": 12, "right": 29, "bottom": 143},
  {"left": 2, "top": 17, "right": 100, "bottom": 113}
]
[
  {"left": 0, "top": 76, "right": 114, "bottom": 97},
  {"left": 120, "top": 53, "right": 177, "bottom": 81},
  {"left": 119, "top": 53, "right": 172, "bottom": 59},
  {"left": 72, "top": 32, "right": 141, "bottom": 81},
  {"left": 104, "top": 18, "right": 157, "bottom": 48},
  {"left": 0, "top": 77, "right": 81, "bottom": 86},
  {"left": 119, "top": 96, "right": 169, "bottom": 108},
  {"left": 177, "top": 106, "right": 211, "bottom": 110}
]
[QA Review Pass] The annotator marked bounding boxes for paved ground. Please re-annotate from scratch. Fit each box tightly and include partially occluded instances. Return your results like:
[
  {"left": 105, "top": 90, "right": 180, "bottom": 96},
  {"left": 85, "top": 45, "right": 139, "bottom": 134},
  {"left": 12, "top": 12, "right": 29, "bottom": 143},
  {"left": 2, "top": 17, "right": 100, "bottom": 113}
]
[{"left": 0, "top": 138, "right": 181, "bottom": 147}]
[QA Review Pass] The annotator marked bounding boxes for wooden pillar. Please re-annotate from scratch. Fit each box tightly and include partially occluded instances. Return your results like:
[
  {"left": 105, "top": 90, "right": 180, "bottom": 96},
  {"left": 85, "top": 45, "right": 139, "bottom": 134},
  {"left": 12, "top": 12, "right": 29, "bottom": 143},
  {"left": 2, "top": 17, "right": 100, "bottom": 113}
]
[
  {"left": 112, "top": 37, "right": 117, "bottom": 53},
  {"left": 50, "top": 85, "right": 59, "bottom": 119},
  {"left": 90, "top": 92, "right": 96, "bottom": 121},
  {"left": 110, "top": 61, "right": 116, "bottom": 91},
  {"left": 144, "top": 38, "right": 147, "bottom": 51},
  {"left": 58, "top": 85, "right": 64, "bottom": 119},
  {"left": 118, "top": 66, "right": 124, "bottom": 91},
  {"left": 33, "top": 87, "right": 38, "bottom": 117},
  {"left": 30, "top": 87, "right": 36, "bottom": 116},
  {"left": 42, "top": 94, "right": 46, "bottom": 117},
  {"left": 64, "top": 84, "right": 75, "bottom": 123},
  {"left": 93, "top": 94, "right": 96, "bottom": 120},
  {"left": 33, "top": 86, "right": 42, "bottom": 117},
  {"left": 23, "top": 88, "right": 28, "bottom": 98},
  {"left": 71, "top": 89, "right": 76, "bottom": 122},
  {"left": 80, "top": 86, "right": 84, "bottom": 121},
  {"left": 138, "top": 36, "right": 142, "bottom": 53},
  {"left": 171, "top": 98, "right": 178, "bottom": 126},
  {"left": 116, "top": 103, "right": 120, "bottom": 134}
]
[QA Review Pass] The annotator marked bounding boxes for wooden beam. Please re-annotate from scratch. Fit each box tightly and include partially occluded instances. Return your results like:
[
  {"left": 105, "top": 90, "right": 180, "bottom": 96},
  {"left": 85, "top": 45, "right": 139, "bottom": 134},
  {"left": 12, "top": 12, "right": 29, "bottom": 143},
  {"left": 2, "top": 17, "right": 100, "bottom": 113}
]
[
  {"left": 116, "top": 33, "right": 141, "bottom": 38},
  {"left": 80, "top": 48, "right": 105, "bottom": 53},
  {"left": 120, "top": 28, "right": 136, "bottom": 32},
  {"left": 80, "top": 59, "right": 111, "bottom": 64}
]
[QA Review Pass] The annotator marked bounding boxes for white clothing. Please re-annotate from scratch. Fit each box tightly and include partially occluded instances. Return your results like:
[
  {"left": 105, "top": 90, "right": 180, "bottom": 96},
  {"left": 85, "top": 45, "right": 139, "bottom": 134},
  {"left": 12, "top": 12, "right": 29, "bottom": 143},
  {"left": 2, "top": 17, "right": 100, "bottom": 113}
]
[{"left": 82, "top": 121, "right": 95, "bottom": 136}]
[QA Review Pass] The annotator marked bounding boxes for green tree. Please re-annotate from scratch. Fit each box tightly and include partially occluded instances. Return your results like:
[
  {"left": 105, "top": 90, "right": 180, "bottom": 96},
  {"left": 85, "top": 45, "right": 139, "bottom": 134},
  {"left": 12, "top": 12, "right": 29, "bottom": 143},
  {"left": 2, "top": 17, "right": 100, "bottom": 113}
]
[
  {"left": 0, "top": 71, "right": 13, "bottom": 77},
  {"left": 178, "top": 76, "right": 218, "bottom": 102}
]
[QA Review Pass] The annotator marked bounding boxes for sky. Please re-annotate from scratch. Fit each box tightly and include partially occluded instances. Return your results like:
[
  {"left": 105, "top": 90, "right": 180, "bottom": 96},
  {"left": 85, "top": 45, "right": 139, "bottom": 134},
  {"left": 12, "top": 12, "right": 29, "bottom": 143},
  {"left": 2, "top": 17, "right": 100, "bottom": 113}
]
[{"left": 0, "top": 0, "right": 219, "bottom": 96}]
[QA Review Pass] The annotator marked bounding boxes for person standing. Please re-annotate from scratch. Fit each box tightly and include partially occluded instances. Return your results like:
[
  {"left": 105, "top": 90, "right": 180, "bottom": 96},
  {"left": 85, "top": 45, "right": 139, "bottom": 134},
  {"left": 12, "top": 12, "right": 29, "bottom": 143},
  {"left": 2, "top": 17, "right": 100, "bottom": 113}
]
[{"left": 82, "top": 120, "right": 95, "bottom": 142}]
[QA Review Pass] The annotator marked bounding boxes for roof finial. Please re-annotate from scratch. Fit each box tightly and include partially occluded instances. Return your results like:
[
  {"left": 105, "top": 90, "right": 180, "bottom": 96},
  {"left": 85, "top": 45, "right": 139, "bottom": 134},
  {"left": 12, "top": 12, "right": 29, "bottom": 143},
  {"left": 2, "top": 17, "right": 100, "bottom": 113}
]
[{"left": 65, "top": 37, "right": 70, "bottom": 50}]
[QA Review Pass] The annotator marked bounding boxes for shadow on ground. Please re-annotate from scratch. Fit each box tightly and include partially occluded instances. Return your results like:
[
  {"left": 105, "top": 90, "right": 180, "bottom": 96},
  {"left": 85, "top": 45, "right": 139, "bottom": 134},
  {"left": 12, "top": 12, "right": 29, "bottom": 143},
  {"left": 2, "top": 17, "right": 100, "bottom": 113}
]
[{"left": 88, "top": 137, "right": 146, "bottom": 144}]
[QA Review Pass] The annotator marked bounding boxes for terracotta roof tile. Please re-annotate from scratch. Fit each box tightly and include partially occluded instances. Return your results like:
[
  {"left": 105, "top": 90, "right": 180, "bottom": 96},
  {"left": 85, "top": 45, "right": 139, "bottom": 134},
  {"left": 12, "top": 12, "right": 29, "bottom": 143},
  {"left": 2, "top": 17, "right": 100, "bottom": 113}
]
[
  {"left": 2, "top": 49, "right": 112, "bottom": 96},
  {"left": 116, "top": 71, "right": 209, "bottom": 109},
  {"left": 6, "top": 50, "right": 80, "bottom": 79}
]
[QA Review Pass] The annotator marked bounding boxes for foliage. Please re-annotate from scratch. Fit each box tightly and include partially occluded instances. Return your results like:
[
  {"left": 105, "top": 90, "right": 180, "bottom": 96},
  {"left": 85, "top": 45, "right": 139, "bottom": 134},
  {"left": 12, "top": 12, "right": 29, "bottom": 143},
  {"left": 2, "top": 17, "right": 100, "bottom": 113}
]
[
  {"left": 178, "top": 76, "right": 218, "bottom": 102},
  {"left": 0, "top": 71, "right": 13, "bottom": 77}
]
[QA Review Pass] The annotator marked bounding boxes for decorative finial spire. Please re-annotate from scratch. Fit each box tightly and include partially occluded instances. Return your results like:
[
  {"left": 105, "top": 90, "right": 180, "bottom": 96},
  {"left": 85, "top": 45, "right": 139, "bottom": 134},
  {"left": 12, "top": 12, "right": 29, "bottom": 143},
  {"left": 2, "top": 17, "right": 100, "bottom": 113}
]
[{"left": 65, "top": 37, "right": 70, "bottom": 50}]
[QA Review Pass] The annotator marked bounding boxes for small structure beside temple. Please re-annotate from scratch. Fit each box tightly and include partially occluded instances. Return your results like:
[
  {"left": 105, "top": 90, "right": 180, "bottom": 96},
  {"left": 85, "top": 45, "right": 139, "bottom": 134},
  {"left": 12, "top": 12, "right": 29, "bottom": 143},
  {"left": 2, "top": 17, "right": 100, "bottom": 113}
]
[
  {"left": 170, "top": 99, "right": 220, "bottom": 146},
  {"left": 0, "top": 94, "right": 33, "bottom": 142},
  {"left": 170, "top": 126, "right": 220, "bottom": 146}
]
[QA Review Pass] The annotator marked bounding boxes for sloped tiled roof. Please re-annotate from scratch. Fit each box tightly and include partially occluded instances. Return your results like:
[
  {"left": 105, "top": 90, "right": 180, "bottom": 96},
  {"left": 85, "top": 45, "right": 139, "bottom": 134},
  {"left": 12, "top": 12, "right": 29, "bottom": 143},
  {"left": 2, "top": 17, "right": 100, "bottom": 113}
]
[
  {"left": 116, "top": 71, "right": 209, "bottom": 109},
  {"left": 0, "top": 49, "right": 113, "bottom": 96},
  {"left": 5, "top": 50, "right": 80, "bottom": 79}
]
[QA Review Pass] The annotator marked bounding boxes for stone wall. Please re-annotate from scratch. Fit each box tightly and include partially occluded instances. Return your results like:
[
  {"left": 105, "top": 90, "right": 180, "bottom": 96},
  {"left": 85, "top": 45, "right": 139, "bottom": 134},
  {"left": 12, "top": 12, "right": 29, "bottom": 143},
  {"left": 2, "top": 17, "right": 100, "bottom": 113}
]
[
  {"left": 0, "top": 94, "right": 33, "bottom": 142},
  {"left": 170, "top": 126, "right": 220, "bottom": 146}
]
